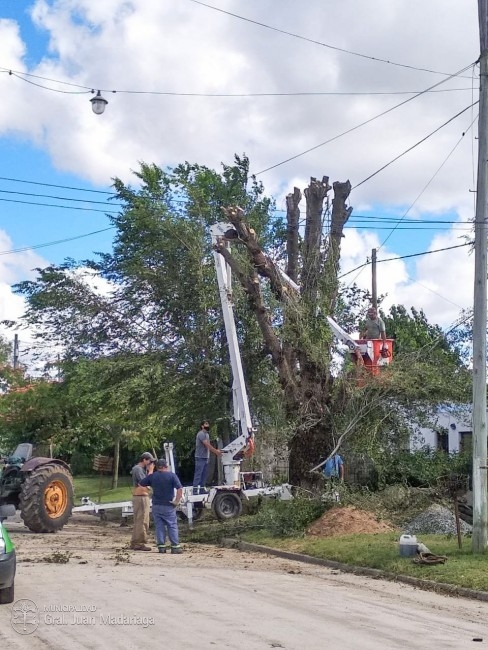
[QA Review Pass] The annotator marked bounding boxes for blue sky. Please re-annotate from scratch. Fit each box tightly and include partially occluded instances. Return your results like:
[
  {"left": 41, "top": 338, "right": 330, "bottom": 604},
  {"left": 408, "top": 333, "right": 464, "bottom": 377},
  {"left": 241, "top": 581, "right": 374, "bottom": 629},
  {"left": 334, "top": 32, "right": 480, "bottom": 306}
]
[
  {"left": 0, "top": 138, "right": 114, "bottom": 262},
  {"left": 0, "top": 0, "right": 480, "bottom": 338}
]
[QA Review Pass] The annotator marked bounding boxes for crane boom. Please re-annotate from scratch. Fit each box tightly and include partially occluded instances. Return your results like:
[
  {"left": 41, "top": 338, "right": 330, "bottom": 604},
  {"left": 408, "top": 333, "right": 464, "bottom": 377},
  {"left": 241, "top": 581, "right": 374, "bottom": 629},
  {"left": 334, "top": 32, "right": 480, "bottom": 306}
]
[{"left": 211, "top": 223, "right": 255, "bottom": 487}]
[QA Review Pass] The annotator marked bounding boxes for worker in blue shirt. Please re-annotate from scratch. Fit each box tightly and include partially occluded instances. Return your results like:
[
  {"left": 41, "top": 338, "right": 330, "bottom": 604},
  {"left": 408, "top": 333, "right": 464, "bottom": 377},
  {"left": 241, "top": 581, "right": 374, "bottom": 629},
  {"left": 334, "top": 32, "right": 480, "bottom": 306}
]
[
  {"left": 323, "top": 454, "right": 344, "bottom": 481},
  {"left": 139, "top": 459, "right": 183, "bottom": 554}
]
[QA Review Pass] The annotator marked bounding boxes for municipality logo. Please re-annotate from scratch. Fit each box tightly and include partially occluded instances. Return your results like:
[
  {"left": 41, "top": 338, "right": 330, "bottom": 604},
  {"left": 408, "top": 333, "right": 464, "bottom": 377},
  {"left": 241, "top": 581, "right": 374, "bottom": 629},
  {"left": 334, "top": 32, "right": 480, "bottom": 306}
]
[{"left": 11, "top": 599, "right": 39, "bottom": 635}]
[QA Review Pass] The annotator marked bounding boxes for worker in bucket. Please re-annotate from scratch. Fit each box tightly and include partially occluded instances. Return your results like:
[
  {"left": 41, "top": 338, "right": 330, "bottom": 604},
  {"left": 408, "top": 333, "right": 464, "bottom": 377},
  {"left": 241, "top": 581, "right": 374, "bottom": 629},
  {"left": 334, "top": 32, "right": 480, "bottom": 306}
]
[
  {"left": 193, "top": 420, "right": 222, "bottom": 495},
  {"left": 139, "top": 458, "right": 183, "bottom": 554},
  {"left": 361, "top": 307, "right": 388, "bottom": 351},
  {"left": 129, "top": 452, "right": 155, "bottom": 551}
]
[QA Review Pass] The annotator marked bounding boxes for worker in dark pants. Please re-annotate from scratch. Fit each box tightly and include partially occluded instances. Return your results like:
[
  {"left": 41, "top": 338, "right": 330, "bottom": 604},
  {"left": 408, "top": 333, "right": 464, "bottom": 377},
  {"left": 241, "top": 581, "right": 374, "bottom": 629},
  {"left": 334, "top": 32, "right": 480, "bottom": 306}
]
[
  {"left": 139, "top": 459, "right": 183, "bottom": 554},
  {"left": 192, "top": 420, "right": 222, "bottom": 495}
]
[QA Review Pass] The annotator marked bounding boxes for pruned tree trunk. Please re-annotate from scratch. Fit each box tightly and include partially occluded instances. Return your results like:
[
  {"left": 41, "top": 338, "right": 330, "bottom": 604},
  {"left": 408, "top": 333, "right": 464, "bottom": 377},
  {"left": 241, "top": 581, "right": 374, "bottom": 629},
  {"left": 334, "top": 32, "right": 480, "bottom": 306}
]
[
  {"left": 286, "top": 187, "right": 301, "bottom": 284},
  {"left": 217, "top": 175, "right": 352, "bottom": 486}
]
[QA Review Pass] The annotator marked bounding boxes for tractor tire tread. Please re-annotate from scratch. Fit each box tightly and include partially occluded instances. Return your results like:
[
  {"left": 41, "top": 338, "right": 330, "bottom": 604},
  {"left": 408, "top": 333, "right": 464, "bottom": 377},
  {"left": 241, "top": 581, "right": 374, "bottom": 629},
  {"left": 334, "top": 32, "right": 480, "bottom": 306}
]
[{"left": 19, "top": 464, "right": 73, "bottom": 533}]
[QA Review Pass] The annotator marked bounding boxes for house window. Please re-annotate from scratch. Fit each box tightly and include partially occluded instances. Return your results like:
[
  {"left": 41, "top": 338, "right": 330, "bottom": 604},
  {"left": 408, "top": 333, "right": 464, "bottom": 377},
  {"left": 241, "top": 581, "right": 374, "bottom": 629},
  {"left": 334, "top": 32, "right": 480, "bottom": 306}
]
[
  {"left": 460, "top": 432, "right": 472, "bottom": 453},
  {"left": 437, "top": 428, "right": 449, "bottom": 452}
]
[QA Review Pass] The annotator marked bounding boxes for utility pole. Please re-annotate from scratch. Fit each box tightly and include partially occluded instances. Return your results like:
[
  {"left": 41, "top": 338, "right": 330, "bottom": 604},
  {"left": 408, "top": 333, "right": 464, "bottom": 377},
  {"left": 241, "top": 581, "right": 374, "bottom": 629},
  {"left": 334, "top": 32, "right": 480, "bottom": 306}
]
[
  {"left": 13, "top": 334, "right": 19, "bottom": 370},
  {"left": 472, "top": 0, "right": 488, "bottom": 554},
  {"left": 371, "top": 248, "right": 377, "bottom": 309}
]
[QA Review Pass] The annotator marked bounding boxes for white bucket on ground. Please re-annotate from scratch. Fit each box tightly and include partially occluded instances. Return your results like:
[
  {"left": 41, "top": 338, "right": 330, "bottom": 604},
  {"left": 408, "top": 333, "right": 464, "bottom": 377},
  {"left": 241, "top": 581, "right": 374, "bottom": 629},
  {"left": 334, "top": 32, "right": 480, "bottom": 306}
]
[{"left": 399, "top": 534, "right": 418, "bottom": 557}]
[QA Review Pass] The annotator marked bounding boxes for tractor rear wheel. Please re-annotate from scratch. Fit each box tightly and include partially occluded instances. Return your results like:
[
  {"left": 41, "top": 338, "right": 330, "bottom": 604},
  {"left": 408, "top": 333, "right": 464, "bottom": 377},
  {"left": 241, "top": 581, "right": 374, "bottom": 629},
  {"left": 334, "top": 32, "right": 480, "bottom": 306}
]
[{"left": 19, "top": 464, "right": 73, "bottom": 533}]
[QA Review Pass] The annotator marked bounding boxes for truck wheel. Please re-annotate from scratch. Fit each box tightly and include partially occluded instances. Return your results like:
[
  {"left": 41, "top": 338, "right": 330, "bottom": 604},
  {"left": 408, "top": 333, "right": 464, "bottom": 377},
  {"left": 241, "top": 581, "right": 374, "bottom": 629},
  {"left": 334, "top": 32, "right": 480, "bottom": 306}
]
[
  {"left": 20, "top": 464, "right": 73, "bottom": 533},
  {"left": 212, "top": 491, "right": 242, "bottom": 521},
  {"left": 0, "top": 583, "right": 14, "bottom": 605}
]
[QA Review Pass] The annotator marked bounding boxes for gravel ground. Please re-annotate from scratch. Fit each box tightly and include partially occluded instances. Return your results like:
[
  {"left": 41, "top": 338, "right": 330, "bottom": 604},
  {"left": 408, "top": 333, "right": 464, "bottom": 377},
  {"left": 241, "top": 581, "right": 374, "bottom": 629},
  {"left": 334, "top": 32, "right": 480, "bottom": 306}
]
[{"left": 403, "top": 504, "right": 472, "bottom": 535}]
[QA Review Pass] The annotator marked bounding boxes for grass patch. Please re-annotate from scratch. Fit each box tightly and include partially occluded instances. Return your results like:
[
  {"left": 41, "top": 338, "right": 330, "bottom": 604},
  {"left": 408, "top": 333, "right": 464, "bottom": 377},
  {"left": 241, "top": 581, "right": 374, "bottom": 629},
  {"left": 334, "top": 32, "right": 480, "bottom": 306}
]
[
  {"left": 242, "top": 530, "right": 488, "bottom": 591},
  {"left": 73, "top": 475, "right": 132, "bottom": 505}
]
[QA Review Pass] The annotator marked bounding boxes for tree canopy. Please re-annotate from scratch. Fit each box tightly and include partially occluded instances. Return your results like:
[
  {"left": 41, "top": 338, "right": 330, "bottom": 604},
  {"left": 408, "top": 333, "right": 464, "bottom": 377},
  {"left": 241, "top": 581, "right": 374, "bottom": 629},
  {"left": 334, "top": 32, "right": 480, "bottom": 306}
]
[{"left": 4, "top": 156, "right": 472, "bottom": 482}]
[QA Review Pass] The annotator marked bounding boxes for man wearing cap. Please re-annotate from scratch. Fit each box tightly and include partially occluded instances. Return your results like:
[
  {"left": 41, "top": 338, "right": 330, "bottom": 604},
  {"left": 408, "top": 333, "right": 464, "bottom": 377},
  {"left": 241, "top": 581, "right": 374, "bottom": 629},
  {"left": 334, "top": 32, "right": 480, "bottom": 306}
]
[
  {"left": 129, "top": 452, "right": 155, "bottom": 551},
  {"left": 139, "top": 459, "right": 183, "bottom": 554}
]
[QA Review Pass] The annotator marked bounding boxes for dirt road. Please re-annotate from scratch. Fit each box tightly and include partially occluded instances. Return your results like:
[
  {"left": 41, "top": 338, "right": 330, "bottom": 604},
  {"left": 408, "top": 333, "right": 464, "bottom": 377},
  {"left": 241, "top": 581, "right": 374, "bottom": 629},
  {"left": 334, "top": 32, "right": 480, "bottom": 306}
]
[{"left": 0, "top": 514, "right": 487, "bottom": 649}]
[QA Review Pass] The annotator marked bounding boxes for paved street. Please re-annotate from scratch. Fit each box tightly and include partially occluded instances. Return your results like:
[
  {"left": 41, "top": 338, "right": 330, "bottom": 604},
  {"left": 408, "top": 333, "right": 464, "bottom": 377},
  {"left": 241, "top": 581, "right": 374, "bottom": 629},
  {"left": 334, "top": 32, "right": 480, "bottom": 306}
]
[{"left": 0, "top": 517, "right": 486, "bottom": 649}]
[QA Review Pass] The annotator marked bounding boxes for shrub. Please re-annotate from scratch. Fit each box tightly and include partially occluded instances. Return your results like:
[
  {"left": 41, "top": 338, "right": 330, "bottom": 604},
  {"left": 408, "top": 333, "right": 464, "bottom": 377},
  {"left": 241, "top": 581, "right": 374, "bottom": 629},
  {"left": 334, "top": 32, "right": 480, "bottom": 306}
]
[
  {"left": 69, "top": 451, "right": 95, "bottom": 476},
  {"left": 376, "top": 449, "right": 471, "bottom": 488}
]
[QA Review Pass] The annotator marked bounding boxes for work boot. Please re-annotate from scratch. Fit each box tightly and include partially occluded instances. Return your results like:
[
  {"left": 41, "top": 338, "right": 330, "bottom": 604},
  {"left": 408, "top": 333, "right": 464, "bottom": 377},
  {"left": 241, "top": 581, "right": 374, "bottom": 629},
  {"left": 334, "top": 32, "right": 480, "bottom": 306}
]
[
  {"left": 170, "top": 545, "right": 183, "bottom": 555},
  {"left": 158, "top": 545, "right": 167, "bottom": 554},
  {"left": 131, "top": 544, "right": 152, "bottom": 551}
]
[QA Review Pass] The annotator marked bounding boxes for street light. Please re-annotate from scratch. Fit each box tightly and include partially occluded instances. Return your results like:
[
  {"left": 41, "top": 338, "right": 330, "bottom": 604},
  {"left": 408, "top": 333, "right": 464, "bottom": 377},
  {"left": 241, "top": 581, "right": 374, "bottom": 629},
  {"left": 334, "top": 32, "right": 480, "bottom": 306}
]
[{"left": 90, "top": 90, "right": 108, "bottom": 115}]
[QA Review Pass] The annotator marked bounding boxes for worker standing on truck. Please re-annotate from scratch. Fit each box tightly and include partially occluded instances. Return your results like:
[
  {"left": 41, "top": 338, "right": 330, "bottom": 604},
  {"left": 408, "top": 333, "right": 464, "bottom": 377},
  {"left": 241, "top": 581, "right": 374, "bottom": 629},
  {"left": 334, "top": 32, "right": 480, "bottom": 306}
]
[
  {"left": 129, "top": 452, "right": 155, "bottom": 551},
  {"left": 139, "top": 459, "right": 183, "bottom": 554},
  {"left": 361, "top": 307, "right": 387, "bottom": 350},
  {"left": 193, "top": 420, "right": 222, "bottom": 495}
]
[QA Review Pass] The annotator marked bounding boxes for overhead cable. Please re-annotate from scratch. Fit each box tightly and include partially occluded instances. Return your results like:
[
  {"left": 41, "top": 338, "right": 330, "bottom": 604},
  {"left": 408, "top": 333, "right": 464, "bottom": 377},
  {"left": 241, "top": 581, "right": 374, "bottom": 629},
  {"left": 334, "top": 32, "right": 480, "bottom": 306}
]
[
  {"left": 0, "top": 227, "right": 115, "bottom": 257},
  {"left": 338, "top": 242, "right": 470, "bottom": 280},
  {"left": 187, "top": 0, "right": 474, "bottom": 79},
  {"left": 352, "top": 103, "right": 478, "bottom": 191},
  {"left": 253, "top": 61, "right": 476, "bottom": 175},
  {"left": 1, "top": 68, "right": 473, "bottom": 98}
]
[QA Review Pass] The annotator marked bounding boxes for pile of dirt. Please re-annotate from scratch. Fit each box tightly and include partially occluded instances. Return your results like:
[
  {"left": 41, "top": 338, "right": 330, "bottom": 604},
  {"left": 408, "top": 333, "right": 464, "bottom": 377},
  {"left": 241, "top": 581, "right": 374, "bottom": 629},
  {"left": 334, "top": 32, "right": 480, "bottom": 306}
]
[{"left": 306, "top": 506, "right": 395, "bottom": 537}]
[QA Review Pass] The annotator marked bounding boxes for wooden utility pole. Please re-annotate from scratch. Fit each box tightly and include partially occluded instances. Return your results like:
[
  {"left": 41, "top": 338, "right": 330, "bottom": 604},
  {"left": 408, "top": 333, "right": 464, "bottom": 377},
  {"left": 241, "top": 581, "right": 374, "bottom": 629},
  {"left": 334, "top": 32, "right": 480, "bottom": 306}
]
[
  {"left": 472, "top": 0, "right": 488, "bottom": 554},
  {"left": 13, "top": 334, "right": 19, "bottom": 370},
  {"left": 371, "top": 248, "right": 377, "bottom": 309}
]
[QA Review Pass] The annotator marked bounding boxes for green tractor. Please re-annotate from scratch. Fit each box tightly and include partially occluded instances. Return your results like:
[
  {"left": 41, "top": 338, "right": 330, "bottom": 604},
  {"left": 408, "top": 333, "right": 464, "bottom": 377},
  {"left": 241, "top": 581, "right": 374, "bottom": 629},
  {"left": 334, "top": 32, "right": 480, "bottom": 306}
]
[{"left": 0, "top": 443, "right": 74, "bottom": 533}]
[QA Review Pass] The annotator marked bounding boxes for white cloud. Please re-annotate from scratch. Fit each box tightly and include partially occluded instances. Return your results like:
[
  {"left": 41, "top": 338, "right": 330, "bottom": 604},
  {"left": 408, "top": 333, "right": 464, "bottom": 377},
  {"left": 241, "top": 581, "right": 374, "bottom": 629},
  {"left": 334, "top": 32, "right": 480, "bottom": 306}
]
[
  {"left": 0, "top": 230, "right": 50, "bottom": 351},
  {"left": 0, "top": 0, "right": 482, "bottom": 330}
]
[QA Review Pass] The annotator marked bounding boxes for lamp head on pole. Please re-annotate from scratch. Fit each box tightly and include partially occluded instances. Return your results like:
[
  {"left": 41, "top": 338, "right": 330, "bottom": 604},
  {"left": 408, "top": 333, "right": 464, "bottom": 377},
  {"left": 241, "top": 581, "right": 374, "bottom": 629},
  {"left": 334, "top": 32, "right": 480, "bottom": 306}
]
[{"left": 90, "top": 90, "right": 108, "bottom": 115}]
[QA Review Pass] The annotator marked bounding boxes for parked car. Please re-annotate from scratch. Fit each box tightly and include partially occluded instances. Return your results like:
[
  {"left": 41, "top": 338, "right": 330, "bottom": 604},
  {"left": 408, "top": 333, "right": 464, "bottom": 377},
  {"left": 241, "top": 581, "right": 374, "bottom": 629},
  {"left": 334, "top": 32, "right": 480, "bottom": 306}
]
[{"left": 0, "top": 504, "right": 16, "bottom": 604}]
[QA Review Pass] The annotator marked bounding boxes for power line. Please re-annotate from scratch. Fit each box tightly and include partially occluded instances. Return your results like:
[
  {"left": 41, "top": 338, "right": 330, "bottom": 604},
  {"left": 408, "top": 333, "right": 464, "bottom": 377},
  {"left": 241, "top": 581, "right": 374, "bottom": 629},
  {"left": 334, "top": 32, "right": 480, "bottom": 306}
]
[
  {"left": 0, "top": 196, "right": 119, "bottom": 214},
  {"left": 2, "top": 68, "right": 474, "bottom": 98},
  {"left": 0, "top": 227, "right": 115, "bottom": 257},
  {"left": 338, "top": 242, "right": 471, "bottom": 279},
  {"left": 253, "top": 61, "right": 476, "bottom": 175},
  {"left": 187, "top": 0, "right": 475, "bottom": 79},
  {"left": 0, "top": 187, "right": 123, "bottom": 207},
  {"left": 6, "top": 71, "right": 91, "bottom": 95},
  {"left": 0, "top": 173, "right": 477, "bottom": 224},
  {"left": 0, "top": 175, "right": 114, "bottom": 195},
  {"left": 377, "top": 113, "right": 478, "bottom": 251},
  {"left": 345, "top": 113, "right": 478, "bottom": 287},
  {"left": 352, "top": 102, "right": 478, "bottom": 191},
  {"left": 345, "top": 225, "right": 472, "bottom": 230}
]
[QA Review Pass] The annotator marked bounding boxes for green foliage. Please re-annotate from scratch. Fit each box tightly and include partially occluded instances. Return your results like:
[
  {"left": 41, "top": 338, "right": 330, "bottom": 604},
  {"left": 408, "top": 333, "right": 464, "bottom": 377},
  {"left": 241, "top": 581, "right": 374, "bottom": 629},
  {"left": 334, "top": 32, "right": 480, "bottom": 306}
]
[
  {"left": 69, "top": 451, "right": 96, "bottom": 476},
  {"left": 254, "top": 497, "right": 327, "bottom": 537},
  {"left": 4, "top": 154, "right": 472, "bottom": 482},
  {"left": 7, "top": 155, "right": 282, "bottom": 459},
  {"left": 375, "top": 449, "right": 471, "bottom": 488}
]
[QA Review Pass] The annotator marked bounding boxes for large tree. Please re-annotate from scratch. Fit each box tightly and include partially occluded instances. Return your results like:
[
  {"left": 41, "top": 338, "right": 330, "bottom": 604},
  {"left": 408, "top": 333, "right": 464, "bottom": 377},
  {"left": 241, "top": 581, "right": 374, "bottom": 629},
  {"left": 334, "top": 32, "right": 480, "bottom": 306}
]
[{"left": 10, "top": 157, "right": 470, "bottom": 484}]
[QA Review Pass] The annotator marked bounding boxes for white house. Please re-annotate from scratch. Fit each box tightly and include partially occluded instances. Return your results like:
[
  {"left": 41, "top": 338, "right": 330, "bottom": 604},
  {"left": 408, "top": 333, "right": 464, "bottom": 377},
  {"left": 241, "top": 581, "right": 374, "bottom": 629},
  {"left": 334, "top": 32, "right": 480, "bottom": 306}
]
[{"left": 411, "top": 406, "right": 475, "bottom": 453}]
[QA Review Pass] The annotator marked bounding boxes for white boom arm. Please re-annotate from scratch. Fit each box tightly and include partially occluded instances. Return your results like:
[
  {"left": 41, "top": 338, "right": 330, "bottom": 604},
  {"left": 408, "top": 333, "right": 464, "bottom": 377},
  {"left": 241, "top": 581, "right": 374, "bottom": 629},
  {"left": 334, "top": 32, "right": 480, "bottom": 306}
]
[
  {"left": 211, "top": 223, "right": 365, "bottom": 484},
  {"left": 211, "top": 223, "right": 255, "bottom": 487}
]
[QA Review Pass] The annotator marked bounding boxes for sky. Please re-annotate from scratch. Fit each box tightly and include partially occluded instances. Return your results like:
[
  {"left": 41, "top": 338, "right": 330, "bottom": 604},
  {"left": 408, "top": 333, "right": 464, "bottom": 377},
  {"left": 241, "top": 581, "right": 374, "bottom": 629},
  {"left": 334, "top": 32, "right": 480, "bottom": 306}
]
[{"left": 0, "top": 0, "right": 482, "bottom": 363}]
